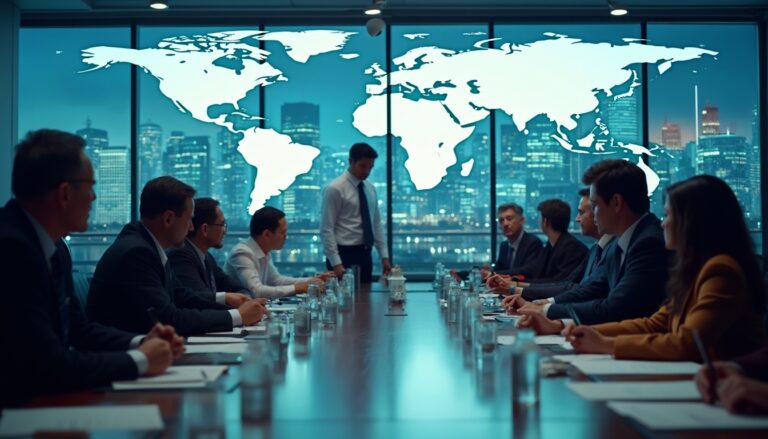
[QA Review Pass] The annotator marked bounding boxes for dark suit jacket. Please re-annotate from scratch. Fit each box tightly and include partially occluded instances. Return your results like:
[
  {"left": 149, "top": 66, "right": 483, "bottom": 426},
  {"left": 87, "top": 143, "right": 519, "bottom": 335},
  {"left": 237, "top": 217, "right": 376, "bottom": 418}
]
[
  {"left": 0, "top": 200, "right": 138, "bottom": 407},
  {"left": 493, "top": 232, "right": 544, "bottom": 277},
  {"left": 548, "top": 214, "right": 671, "bottom": 325},
  {"left": 87, "top": 222, "right": 234, "bottom": 336},
  {"left": 735, "top": 345, "right": 768, "bottom": 382},
  {"left": 522, "top": 237, "right": 615, "bottom": 300},
  {"left": 167, "top": 239, "right": 248, "bottom": 300},
  {"left": 526, "top": 232, "right": 589, "bottom": 283}
]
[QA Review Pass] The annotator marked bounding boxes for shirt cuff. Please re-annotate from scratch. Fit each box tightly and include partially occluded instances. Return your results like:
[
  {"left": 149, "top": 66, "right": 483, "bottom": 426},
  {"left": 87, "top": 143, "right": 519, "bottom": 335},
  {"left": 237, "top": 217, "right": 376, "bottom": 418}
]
[
  {"left": 216, "top": 292, "right": 226, "bottom": 304},
  {"left": 127, "top": 349, "right": 149, "bottom": 375},
  {"left": 548, "top": 297, "right": 556, "bottom": 304},
  {"left": 329, "top": 254, "right": 343, "bottom": 267},
  {"left": 543, "top": 302, "right": 553, "bottom": 318},
  {"left": 129, "top": 335, "right": 145, "bottom": 349},
  {"left": 229, "top": 309, "right": 242, "bottom": 327}
]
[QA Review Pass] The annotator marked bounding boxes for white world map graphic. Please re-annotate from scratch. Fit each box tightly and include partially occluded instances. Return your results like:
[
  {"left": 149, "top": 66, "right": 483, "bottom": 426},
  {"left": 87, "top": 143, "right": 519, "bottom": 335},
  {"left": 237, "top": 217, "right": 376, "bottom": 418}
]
[{"left": 80, "top": 30, "right": 717, "bottom": 213}]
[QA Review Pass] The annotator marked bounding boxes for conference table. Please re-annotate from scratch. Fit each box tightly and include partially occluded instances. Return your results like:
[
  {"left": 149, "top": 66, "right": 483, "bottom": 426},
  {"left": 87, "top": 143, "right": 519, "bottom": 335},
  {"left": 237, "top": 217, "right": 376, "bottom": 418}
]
[{"left": 23, "top": 282, "right": 768, "bottom": 438}]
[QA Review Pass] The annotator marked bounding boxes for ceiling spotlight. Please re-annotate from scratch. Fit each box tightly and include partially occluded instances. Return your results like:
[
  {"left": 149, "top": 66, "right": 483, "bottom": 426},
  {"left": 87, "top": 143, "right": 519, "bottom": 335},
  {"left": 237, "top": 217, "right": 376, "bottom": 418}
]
[
  {"left": 149, "top": 1, "right": 168, "bottom": 10},
  {"left": 608, "top": 0, "right": 628, "bottom": 16},
  {"left": 365, "top": 1, "right": 383, "bottom": 16}
]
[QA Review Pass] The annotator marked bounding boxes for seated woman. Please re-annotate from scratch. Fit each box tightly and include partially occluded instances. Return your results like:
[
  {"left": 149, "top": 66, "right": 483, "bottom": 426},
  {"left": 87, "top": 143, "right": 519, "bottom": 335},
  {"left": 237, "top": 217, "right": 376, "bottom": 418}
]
[{"left": 564, "top": 175, "right": 765, "bottom": 361}]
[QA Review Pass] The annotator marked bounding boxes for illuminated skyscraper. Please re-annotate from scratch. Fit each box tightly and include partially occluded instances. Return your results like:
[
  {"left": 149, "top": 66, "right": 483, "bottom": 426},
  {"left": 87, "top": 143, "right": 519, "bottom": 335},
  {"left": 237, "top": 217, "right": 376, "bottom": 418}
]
[
  {"left": 76, "top": 118, "right": 108, "bottom": 170},
  {"left": 166, "top": 135, "right": 210, "bottom": 196},
  {"left": 661, "top": 119, "right": 683, "bottom": 149},
  {"left": 497, "top": 123, "right": 527, "bottom": 210},
  {"left": 139, "top": 122, "right": 163, "bottom": 187},
  {"left": 95, "top": 145, "right": 130, "bottom": 227},
  {"left": 697, "top": 133, "right": 752, "bottom": 218},
  {"left": 701, "top": 105, "right": 721, "bottom": 136},
  {"left": 525, "top": 117, "right": 571, "bottom": 213},
  {"left": 280, "top": 102, "right": 321, "bottom": 227},
  {"left": 213, "top": 128, "right": 251, "bottom": 228}
]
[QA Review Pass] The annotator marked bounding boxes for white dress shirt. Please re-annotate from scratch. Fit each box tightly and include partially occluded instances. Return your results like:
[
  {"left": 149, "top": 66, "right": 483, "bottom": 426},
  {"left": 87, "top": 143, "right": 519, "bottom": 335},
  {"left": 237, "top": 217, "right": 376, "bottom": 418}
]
[
  {"left": 143, "top": 225, "right": 242, "bottom": 326},
  {"left": 23, "top": 208, "right": 147, "bottom": 374},
  {"left": 321, "top": 170, "right": 388, "bottom": 267},
  {"left": 224, "top": 237, "right": 309, "bottom": 298}
]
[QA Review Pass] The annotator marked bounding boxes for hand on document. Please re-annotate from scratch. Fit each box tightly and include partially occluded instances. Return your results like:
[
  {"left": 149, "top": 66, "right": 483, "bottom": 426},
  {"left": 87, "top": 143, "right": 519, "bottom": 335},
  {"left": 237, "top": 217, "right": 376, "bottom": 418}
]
[
  {"left": 239, "top": 299, "right": 269, "bottom": 325},
  {"left": 143, "top": 323, "right": 185, "bottom": 359},
  {"left": 561, "top": 323, "right": 614, "bottom": 354}
]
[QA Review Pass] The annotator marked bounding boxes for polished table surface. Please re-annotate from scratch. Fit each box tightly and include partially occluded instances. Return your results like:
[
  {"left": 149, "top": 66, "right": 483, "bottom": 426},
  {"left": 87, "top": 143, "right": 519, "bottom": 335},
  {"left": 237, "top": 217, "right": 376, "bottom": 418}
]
[{"left": 26, "top": 283, "right": 768, "bottom": 438}]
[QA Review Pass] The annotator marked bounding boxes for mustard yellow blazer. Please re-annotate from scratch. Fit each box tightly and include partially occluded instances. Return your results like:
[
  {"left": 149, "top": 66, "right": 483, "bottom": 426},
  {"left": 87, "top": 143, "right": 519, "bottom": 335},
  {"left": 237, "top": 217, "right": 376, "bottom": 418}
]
[{"left": 593, "top": 254, "right": 765, "bottom": 361}]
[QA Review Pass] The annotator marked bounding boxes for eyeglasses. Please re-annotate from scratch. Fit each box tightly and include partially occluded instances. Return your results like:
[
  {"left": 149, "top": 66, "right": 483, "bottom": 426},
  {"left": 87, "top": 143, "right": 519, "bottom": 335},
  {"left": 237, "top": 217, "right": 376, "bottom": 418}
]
[
  {"left": 208, "top": 222, "right": 228, "bottom": 230},
  {"left": 67, "top": 179, "right": 96, "bottom": 194}
]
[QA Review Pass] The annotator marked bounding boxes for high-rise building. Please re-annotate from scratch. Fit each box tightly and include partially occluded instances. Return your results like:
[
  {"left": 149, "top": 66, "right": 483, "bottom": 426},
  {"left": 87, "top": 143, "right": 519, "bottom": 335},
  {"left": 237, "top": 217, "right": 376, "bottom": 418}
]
[
  {"left": 76, "top": 118, "right": 108, "bottom": 170},
  {"left": 697, "top": 133, "right": 752, "bottom": 218},
  {"left": 139, "top": 122, "right": 163, "bottom": 187},
  {"left": 525, "top": 117, "right": 571, "bottom": 215},
  {"left": 497, "top": 124, "right": 527, "bottom": 210},
  {"left": 701, "top": 105, "right": 721, "bottom": 136},
  {"left": 166, "top": 135, "right": 210, "bottom": 195},
  {"left": 661, "top": 119, "right": 683, "bottom": 149},
  {"left": 163, "top": 131, "right": 185, "bottom": 175},
  {"left": 94, "top": 145, "right": 130, "bottom": 227},
  {"left": 213, "top": 128, "right": 251, "bottom": 228},
  {"left": 280, "top": 102, "right": 321, "bottom": 228},
  {"left": 603, "top": 93, "right": 640, "bottom": 144},
  {"left": 750, "top": 105, "right": 761, "bottom": 224}
]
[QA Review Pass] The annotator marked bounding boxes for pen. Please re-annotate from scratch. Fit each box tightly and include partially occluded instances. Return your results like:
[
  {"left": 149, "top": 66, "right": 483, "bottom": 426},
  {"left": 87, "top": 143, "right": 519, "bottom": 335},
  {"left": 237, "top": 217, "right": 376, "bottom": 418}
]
[
  {"left": 201, "top": 370, "right": 209, "bottom": 381},
  {"left": 565, "top": 304, "right": 582, "bottom": 327},
  {"left": 693, "top": 329, "right": 717, "bottom": 403}
]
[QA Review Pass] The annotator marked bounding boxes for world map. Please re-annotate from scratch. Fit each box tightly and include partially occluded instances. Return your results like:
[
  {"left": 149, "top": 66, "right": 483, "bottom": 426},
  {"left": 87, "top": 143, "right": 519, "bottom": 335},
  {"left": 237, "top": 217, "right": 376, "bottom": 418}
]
[{"left": 80, "top": 30, "right": 716, "bottom": 213}]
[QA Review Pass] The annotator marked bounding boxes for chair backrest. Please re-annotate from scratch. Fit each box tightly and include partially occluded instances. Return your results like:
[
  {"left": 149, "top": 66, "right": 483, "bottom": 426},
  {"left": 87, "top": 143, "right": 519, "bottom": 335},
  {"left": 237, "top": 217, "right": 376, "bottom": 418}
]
[{"left": 71, "top": 270, "right": 91, "bottom": 313}]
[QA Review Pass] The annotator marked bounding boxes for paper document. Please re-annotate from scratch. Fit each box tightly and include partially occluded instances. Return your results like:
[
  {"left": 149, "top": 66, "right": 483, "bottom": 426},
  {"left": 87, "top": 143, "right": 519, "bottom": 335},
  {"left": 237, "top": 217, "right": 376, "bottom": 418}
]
[
  {"left": 570, "top": 359, "right": 700, "bottom": 375},
  {"left": 0, "top": 405, "right": 163, "bottom": 436},
  {"left": 184, "top": 343, "right": 249, "bottom": 355},
  {"left": 567, "top": 381, "right": 700, "bottom": 401},
  {"left": 112, "top": 365, "right": 228, "bottom": 390},
  {"left": 496, "top": 335, "right": 572, "bottom": 350},
  {"left": 187, "top": 336, "right": 246, "bottom": 344},
  {"left": 206, "top": 324, "right": 266, "bottom": 336},
  {"left": 608, "top": 402, "right": 768, "bottom": 430},
  {"left": 553, "top": 354, "right": 613, "bottom": 363},
  {"left": 267, "top": 304, "right": 298, "bottom": 312}
]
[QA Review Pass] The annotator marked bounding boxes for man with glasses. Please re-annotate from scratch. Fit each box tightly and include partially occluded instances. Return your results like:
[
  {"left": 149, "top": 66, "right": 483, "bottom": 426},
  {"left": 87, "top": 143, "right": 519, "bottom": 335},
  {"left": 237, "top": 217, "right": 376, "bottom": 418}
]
[{"left": 168, "top": 197, "right": 254, "bottom": 304}]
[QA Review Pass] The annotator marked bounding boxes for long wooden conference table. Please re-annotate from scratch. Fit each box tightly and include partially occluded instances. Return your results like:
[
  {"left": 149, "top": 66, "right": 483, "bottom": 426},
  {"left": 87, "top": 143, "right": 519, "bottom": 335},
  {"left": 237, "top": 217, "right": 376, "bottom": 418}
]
[{"left": 19, "top": 282, "right": 768, "bottom": 438}]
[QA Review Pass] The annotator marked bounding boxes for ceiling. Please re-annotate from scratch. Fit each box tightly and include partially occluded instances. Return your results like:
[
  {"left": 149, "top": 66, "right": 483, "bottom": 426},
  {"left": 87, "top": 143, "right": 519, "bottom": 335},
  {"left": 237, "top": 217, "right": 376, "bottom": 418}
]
[{"left": 13, "top": 0, "right": 768, "bottom": 21}]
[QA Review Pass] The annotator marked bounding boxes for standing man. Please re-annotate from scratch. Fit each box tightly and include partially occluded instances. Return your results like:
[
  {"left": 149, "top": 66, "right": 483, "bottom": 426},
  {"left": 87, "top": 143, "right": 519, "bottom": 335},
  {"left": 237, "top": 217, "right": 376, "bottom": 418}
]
[
  {"left": 168, "top": 197, "right": 253, "bottom": 304},
  {"left": 321, "top": 143, "right": 390, "bottom": 282}
]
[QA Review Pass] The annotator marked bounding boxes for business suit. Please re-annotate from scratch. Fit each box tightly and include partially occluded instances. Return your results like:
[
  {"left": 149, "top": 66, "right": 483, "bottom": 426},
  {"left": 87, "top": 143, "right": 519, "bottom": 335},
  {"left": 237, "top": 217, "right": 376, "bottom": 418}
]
[
  {"left": 547, "top": 214, "right": 671, "bottom": 325},
  {"left": 0, "top": 200, "right": 138, "bottom": 407},
  {"left": 167, "top": 239, "right": 249, "bottom": 299},
  {"left": 526, "top": 232, "right": 588, "bottom": 283},
  {"left": 522, "top": 236, "right": 614, "bottom": 301},
  {"left": 87, "top": 222, "right": 234, "bottom": 336},
  {"left": 593, "top": 255, "right": 765, "bottom": 361},
  {"left": 493, "top": 232, "right": 544, "bottom": 277}
]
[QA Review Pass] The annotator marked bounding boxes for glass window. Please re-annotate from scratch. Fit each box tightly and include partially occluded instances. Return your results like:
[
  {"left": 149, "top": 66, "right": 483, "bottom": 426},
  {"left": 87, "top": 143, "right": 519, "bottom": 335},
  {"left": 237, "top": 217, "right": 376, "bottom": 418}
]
[
  {"left": 261, "top": 25, "right": 386, "bottom": 275},
  {"left": 390, "top": 25, "right": 492, "bottom": 272},
  {"left": 647, "top": 23, "right": 761, "bottom": 248},
  {"left": 493, "top": 24, "right": 642, "bottom": 249},
  {"left": 19, "top": 27, "right": 131, "bottom": 272}
]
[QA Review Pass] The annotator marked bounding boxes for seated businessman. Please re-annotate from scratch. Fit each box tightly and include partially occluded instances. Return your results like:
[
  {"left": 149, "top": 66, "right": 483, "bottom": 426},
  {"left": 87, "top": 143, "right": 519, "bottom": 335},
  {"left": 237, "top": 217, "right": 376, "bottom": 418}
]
[
  {"left": 1, "top": 129, "right": 183, "bottom": 407},
  {"left": 503, "top": 159, "right": 670, "bottom": 334},
  {"left": 87, "top": 177, "right": 267, "bottom": 336},
  {"left": 168, "top": 197, "right": 253, "bottom": 306}
]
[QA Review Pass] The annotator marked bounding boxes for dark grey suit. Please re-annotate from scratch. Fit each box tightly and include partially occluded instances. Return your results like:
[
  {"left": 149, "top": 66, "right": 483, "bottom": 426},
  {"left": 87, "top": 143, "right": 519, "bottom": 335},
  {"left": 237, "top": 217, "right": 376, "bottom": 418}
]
[
  {"left": 0, "top": 200, "right": 138, "bottom": 407},
  {"left": 167, "top": 239, "right": 249, "bottom": 299},
  {"left": 87, "top": 222, "right": 234, "bottom": 336},
  {"left": 493, "top": 231, "right": 544, "bottom": 277}
]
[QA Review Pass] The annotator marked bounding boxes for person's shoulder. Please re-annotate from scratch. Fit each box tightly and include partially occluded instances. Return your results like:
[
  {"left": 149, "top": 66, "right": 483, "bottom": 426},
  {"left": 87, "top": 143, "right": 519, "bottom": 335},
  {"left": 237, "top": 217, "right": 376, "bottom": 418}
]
[
  {"left": 522, "top": 232, "right": 543, "bottom": 245},
  {"left": 326, "top": 174, "right": 347, "bottom": 189},
  {"left": 228, "top": 239, "right": 255, "bottom": 257},
  {"left": 699, "top": 254, "right": 745, "bottom": 280}
]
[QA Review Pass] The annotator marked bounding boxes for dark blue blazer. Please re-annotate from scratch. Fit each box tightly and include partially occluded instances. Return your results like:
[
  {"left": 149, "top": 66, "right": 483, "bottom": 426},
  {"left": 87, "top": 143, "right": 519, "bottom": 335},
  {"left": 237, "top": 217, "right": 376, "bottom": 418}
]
[
  {"left": 494, "top": 231, "right": 544, "bottom": 276},
  {"left": 0, "top": 200, "right": 138, "bottom": 407},
  {"left": 167, "top": 239, "right": 248, "bottom": 299},
  {"left": 87, "top": 222, "right": 234, "bottom": 336},
  {"left": 548, "top": 214, "right": 671, "bottom": 325},
  {"left": 522, "top": 237, "right": 615, "bottom": 300}
]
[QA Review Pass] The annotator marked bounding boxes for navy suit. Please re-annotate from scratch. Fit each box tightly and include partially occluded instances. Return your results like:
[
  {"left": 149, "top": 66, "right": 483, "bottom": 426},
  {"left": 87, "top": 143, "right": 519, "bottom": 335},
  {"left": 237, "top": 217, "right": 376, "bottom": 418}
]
[
  {"left": 167, "top": 239, "right": 249, "bottom": 299},
  {"left": 493, "top": 232, "right": 544, "bottom": 277},
  {"left": 0, "top": 200, "right": 138, "bottom": 407},
  {"left": 522, "top": 237, "right": 615, "bottom": 300},
  {"left": 548, "top": 214, "right": 671, "bottom": 325},
  {"left": 526, "top": 232, "right": 589, "bottom": 283},
  {"left": 87, "top": 222, "right": 234, "bottom": 336}
]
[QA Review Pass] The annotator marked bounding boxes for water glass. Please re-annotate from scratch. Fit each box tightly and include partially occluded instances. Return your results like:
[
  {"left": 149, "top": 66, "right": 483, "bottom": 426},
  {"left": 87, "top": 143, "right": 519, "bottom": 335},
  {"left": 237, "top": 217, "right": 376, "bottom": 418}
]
[{"left": 241, "top": 342, "right": 273, "bottom": 422}]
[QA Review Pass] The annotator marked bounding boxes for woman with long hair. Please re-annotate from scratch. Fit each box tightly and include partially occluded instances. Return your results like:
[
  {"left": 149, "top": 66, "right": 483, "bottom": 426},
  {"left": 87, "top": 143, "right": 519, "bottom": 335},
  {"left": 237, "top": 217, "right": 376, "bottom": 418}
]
[{"left": 564, "top": 175, "right": 765, "bottom": 361}]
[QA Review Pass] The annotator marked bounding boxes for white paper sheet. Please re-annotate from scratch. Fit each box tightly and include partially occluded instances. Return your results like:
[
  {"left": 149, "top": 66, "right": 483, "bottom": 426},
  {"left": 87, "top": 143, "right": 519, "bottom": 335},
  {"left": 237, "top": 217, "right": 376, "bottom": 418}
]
[
  {"left": 206, "top": 324, "right": 266, "bottom": 336},
  {"left": 496, "top": 335, "right": 572, "bottom": 350},
  {"left": 608, "top": 402, "right": 768, "bottom": 430},
  {"left": 267, "top": 304, "right": 298, "bottom": 312},
  {"left": 0, "top": 405, "right": 163, "bottom": 436},
  {"left": 112, "top": 365, "right": 227, "bottom": 390},
  {"left": 184, "top": 343, "right": 249, "bottom": 354},
  {"left": 553, "top": 354, "right": 613, "bottom": 363},
  {"left": 570, "top": 359, "right": 700, "bottom": 375},
  {"left": 567, "top": 381, "right": 700, "bottom": 400},
  {"left": 187, "top": 336, "right": 246, "bottom": 344}
]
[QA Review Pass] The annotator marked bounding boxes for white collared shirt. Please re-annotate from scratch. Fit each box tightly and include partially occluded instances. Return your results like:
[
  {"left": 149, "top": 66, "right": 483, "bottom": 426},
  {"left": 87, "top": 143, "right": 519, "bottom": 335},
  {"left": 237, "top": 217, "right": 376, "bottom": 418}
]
[
  {"left": 22, "top": 207, "right": 147, "bottom": 374},
  {"left": 321, "top": 170, "right": 388, "bottom": 267},
  {"left": 224, "top": 237, "right": 309, "bottom": 298}
]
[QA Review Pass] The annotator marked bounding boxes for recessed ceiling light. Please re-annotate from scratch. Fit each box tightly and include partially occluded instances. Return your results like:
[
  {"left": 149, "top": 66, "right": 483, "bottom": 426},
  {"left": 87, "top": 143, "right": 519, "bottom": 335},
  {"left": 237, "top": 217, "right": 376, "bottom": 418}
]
[
  {"left": 365, "top": 5, "right": 382, "bottom": 16},
  {"left": 150, "top": 1, "right": 168, "bottom": 10},
  {"left": 608, "top": 0, "right": 628, "bottom": 16}
]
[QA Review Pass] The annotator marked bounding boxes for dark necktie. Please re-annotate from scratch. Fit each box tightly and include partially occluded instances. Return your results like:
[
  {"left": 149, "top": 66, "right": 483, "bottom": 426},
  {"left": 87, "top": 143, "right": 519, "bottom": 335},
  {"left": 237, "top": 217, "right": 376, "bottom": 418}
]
[
  {"left": 50, "top": 250, "right": 69, "bottom": 346},
  {"left": 507, "top": 244, "right": 516, "bottom": 269},
  {"left": 588, "top": 245, "right": 604, "bottom": 276},
  {"left": 204, "top": 256, "right": 217, "bottom": 292},
  {"left": 358, "top": 182, "right": 374, "bottom": 247}
]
